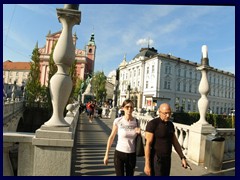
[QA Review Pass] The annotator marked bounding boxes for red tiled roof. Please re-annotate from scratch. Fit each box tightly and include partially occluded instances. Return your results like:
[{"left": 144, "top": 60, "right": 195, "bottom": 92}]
[{"left": 3, "top": 60, "right": 31, "bottom": 70}]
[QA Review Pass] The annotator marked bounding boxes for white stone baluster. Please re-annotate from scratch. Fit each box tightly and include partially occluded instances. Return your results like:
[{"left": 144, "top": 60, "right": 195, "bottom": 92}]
[
  {"left": 3, "top": 142, "right": 14, "bottom": 176},
  {"left": 178, "top": 128, "right": 184, "bottom": 147},
  {"left": 175, "top": 126, "right": 179, "bottom": 138},
  {"left": 183, "top": 129, "right": 189, "bottom": 155},
  {"left": 44, "top": 5, "right": 80, "bottom": 127}
]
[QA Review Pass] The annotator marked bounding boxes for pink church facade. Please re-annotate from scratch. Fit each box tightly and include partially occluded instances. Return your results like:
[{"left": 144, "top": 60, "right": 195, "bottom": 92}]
[{"left": 38, "top": 31, "right": 96, "bottom": 86}]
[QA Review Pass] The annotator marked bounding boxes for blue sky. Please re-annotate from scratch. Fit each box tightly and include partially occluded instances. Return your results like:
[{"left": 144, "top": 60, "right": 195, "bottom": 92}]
[{"left": 3, "top": 4, "right": 235, "bottom": 76}]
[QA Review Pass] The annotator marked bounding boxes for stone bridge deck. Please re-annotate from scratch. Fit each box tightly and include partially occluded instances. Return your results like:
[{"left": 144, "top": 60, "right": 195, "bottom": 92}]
[{"left": 71, "top": 113, "right": 235, "bottom": 176}]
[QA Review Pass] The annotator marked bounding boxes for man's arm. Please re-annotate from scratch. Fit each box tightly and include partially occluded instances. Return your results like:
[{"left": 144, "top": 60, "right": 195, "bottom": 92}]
[
  {"left": 172, "top": 134, "right": 187, "bottom": 168},
  {"left": 144, "top": 131, "right": 154, "bottom": 176}
]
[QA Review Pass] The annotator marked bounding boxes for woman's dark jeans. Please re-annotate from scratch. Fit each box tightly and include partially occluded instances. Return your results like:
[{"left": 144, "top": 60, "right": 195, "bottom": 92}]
[{"left": 114, "top": 150, "right": 136, "bottom": 176}]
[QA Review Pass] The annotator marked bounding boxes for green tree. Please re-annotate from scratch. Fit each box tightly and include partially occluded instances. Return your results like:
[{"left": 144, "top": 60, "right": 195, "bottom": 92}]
[
  {"left": 48, "top": 42, "right": 58, "bottom": 83},
  {"left": 42, "top": 41, "right": 58, "bottom": 111},
  {"left": 25, "top": 42, "right": 42, "bottom": 105},
  {"left": 73, "top": 78, "right": 84, "bottom": 100},
  {"left": 69, "top": 59, "right": 78, "bottom": 102},
  {"left": 92, "top": 71, "right": 107, "bottom": 102}
]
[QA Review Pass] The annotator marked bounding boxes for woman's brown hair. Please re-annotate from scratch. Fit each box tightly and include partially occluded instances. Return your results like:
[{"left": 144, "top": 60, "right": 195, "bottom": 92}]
[{"left": 121, "top": 99, "right": 134, "bottom": 108}]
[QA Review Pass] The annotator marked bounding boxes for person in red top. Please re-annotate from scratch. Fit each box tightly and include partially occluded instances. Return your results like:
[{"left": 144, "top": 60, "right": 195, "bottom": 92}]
[{"left": 86, "top": 101, "right": 95, "bottom": 123}]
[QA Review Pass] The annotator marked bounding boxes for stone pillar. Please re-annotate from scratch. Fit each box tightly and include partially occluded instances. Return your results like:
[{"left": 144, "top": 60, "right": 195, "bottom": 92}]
[
  {"left": 32, "top": 4, "right": 80, "bottom": 176},
  {"left": 44, "top": 5, "right": 81, "bottom": 127},
  {"left": 32, "top": 126, "right": 74, "bottom": 176},
  {"left": 188, "top": 45, "right": 215, "bottom": 165}
]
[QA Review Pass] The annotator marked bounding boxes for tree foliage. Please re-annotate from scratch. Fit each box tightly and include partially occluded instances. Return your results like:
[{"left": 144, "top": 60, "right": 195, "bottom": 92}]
[
  {"left": 25, "top": 43, "right": 42, "bottom": 104},
  {"left": 69, "top": 60, "right": 78, "bottom": 102},
  {"left": 72, "top": 78, "right": 84, "bottom": 100},
  {"left": 91, "top": 71, "right": 107, "bottom": 102},
  {"left": 48, "top": 41, "right": 58, "bottom": 84}
]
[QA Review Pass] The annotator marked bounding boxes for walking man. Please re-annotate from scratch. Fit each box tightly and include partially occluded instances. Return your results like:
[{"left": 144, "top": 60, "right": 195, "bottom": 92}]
[{"left": 144, "top": 103, "right": 189, "bottom": 176}]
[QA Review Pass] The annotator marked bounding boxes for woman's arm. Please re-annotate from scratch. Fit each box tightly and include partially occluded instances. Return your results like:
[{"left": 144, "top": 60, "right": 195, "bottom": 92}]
[{"left": 103, "top": 124, "right": 118, "bottom": 165}]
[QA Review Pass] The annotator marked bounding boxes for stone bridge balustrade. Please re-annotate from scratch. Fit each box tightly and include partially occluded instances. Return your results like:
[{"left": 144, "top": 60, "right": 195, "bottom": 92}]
[
  {"left": 173, "top": 123, "right": 190, "bottom": 155},
  {"left": 132, "top": 110, "right": 235, "bottom": 165},
  {"left": 3, "top": 100, "right": 24, "bottom": 132},
  {"left": 3, "top": 102, "right": 80, "bottom": 176}
]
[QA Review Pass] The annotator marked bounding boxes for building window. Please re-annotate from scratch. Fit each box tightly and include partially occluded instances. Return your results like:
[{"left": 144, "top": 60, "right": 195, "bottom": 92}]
[
  {"left": 152, "top": 65, "right": 155, "bottom": 74},
  {"left": 165, "top": 66, "right": 171, "bottom": 74},
  {"left": 146, "top": 67, "right": 149, "bottom": 74},
  {"left": 164, "top": 81, "right": 170, "bottom": 89},
  {"left": 178, "top": 69, "right": 181, "bottom": 76},
  {"left": 89, "top": 48, "right": 92, "bottom": 53},
  {"left": 138, "top": 68, "right": 140, "bottom": 76},
  {"left": 177, "top": 82, "right": 181, "bottom": 91},
  {"left": 189, "top": 83, "right": 192, "bottom": 93},
  {"left": 189, "top": 71, "right": 192, "bottom": 78},
  {"left": 146, "top": 81, "right": 148, "bottom": 89},
  {"left": 183, "top": 83, "right": 186, "bottom": 92}
]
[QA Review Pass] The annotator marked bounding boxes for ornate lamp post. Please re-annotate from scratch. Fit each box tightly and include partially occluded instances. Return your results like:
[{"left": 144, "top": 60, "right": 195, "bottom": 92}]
[
  {"left": 195, "top": 45, "right": 211, "bottom": 125},
  {"left": 187, "top": 45, "right": 216, "bottom": 165},
  {"left": 44, "top": 4, "right": 81, "bottom": 127},
  {"left": 127, "top": 84, "right": 131, "bottom": 99}
]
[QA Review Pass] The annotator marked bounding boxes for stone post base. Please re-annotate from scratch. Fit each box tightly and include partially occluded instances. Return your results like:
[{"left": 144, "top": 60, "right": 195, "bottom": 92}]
[
  {"left": 32, "top": 125, "right": 73, "bottom": 176},
  {"left": 187, "top": 123, "right": 215, "bottom": 165}
]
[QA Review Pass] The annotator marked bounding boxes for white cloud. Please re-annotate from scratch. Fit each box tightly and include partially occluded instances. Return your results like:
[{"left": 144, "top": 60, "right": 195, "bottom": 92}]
[{"left": 136, "top": 38, "right": 154, "bottom": 47}]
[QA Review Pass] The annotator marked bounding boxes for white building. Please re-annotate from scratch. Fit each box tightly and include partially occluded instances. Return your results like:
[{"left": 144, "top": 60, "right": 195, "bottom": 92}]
[
  {"left": 118, "top": 47, "right": 235, "bottom": 114},
  {"left": 3, "top": 60, "right": 30, "bottom": 97}
]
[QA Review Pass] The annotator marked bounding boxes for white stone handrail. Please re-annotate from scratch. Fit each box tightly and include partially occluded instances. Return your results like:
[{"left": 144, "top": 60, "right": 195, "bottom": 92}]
[
  {"left": 3, "top": 100, "right": 24, "bottom": 120},
  {"left": 133, "top": 110, "right": 235, "bottom": 163},
  {"left": 173, "top": 122, "right": 190, "bottom": 155},
  {"left": 3, "top": 100, "right": 25, "bottom": 132},
  {"left": 3, "top": 103, "right": 80, "bottom": 176}
]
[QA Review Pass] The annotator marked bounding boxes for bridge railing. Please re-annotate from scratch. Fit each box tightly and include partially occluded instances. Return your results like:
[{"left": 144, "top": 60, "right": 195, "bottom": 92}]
[
  {"left": 3, "top": 102, "right": 80, "bottom": 176},
  {"left": 3, "top": 99, "right": 25, "bottom": 132},
  {"left": 133, "top": 111, "right": 235, "bottom": 163}
]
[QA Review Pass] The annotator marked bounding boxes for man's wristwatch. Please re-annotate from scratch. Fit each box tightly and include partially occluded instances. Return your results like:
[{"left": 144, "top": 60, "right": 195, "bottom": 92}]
[{"left": 181, "top": 156, "right": 186, "bottom": 160}]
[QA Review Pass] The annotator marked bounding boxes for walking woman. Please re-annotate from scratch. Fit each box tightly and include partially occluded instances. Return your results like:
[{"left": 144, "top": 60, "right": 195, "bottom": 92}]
[{"left": 103, "top": 99, "right": 140, "bottom": 176}]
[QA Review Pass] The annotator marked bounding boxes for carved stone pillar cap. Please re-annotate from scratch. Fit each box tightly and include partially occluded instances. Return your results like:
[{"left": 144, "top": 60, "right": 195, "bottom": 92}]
[{"left": 56, "top": 8, "right": 81, "bottom": 25}]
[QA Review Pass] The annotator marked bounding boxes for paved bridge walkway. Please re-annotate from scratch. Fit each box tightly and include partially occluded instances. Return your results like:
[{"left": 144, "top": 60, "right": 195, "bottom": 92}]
[{"left": 71, "top": 113, "right": 235, "bottom": 176}]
